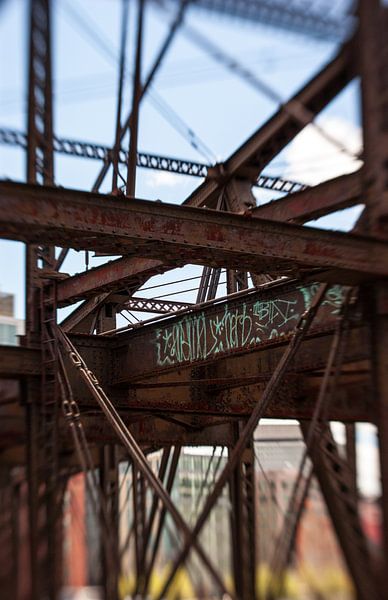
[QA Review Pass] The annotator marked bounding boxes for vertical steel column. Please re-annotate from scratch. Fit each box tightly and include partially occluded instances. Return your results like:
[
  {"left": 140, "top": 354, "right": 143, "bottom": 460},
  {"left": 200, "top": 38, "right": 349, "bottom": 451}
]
[
  {"left": 0, "top": 473, "right": 22, "bottom": 599},
  {"left": 345, "top": 423, "right": 357, "bottom": 498},
  {"left": 127, "top": 0, "right": 145, "bottom": 196},
  {"left": 40, "top": 283, "right": 62, "bottom": 600},
  {"left": 112, "top": 0, "right": 129, "bottom": 192},
  {"left": 25, "top": 2, "right": 58, "bottom": 597},
  {"left": 11, "top": 481, "right": 20, "bottom": 600},
  {"left": 26, "top": 0, "right": 55, "bottom": 335},
  {"left": 142, "top": 446, "right": 181, "bottom": 597},
  {"left": 229, "top": 423, "right": 257, "bottom": 600},
  {"left": 25, "top": 387, "right": 40, "bottom": 600},
  {"left": 99, "top": 445, "right": 120, "bottom": 600},
  {"left": 132, "top": 462, "right": 147, "bottom": 593},
  {"left": 359, "top": 2, "right": 388, "bottom": 596}
]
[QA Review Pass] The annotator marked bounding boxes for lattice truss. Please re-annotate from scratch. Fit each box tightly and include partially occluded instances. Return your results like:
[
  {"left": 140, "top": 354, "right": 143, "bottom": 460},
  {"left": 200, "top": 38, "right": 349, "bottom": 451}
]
[{"left": 0, "top": 0, "right": 388, "bottom": 599}]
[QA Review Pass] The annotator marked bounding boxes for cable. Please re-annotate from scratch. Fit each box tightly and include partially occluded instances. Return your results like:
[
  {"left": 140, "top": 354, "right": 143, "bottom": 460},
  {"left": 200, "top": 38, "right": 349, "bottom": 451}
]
[
  {"left": 60, "top": 0, "right": 217, "bottom": 163},
  {"left": 139, "top": 270, "right": 226, "bottom": 292},
  {"left": 182, "top": 26, "right": 358, "bottom": 160},
  {"left": 0, "top": 53, "right": 319, "bottom": 113},
  {"left": 155, "top": 1, "right": 358, "bottom": 162},
  {"left": 148, "top": 280, "right": 227, "bottom": 299}
]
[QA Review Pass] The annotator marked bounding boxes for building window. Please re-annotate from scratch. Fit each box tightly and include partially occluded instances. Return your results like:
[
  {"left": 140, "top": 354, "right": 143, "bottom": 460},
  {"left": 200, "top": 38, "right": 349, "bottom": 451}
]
[{"left": 0, "top": 323, "right": 17, "bottom": 345}]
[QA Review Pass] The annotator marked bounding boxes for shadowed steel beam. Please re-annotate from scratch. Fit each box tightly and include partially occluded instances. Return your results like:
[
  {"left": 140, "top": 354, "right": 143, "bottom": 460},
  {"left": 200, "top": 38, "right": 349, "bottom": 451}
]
[
  {"left": 251, "top": 170, "right": 363, "bottom": 224},
  {"left": 1, "top": 182, "right": 387, "bottom": 282},
  {"left": 0, "top": 346, "right": 41, "bottom": 377},
  {"left": 57, "top": 257, "right": 166, "bottom": 306},
  {"left": 60, "top": 294, "right": 108, "bottom": 333}
]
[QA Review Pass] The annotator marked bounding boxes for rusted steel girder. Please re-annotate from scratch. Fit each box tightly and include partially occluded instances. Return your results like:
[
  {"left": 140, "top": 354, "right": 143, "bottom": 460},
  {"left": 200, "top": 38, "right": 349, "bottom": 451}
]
[
  {"left": 122, "top": 296, "right": 193, "bottom": 314},
  {"left": 1, "top": 181, "right": 388, "bottom": 282},
  {"left": 0, "top": 346, "right": 41, "bottom": 378},
  {"left": 359, "top": 3, "right": 388, "bottom": 596},
  {"left": 0, "top": 334, "right": 371, "bottom": 425},
  {"left": 251, "top": 170, "right": 363, "bottom": 224},
  {"left": 300, "top": 422, "right": 380, "bottom": 600},
  {"left": 0, "top": 302, "right": 372, "bottom": 426},
  {"left": 57, "top": 257, "right": 166, "bottom": 306},
  {"left": 184, "top": 39, "right": 355, "bottom": 208},
  {"left": 113, "top": 280, "right": 349, "bottom": 381}
]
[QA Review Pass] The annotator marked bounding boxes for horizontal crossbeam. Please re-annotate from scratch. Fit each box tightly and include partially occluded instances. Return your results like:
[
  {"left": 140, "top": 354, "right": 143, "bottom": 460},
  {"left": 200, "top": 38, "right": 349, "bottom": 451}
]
[
  {"left": 0, "top": 181, "right": 386, "bottom": 283},
  {"left": 252, "top": 170, "right": 363, "bottom": 223},
  {"left": 57, "top": 257, "right": 166, "bottom": 306},
  {"left": 123, "top": 296, "right": 194, "bottom": 314}
]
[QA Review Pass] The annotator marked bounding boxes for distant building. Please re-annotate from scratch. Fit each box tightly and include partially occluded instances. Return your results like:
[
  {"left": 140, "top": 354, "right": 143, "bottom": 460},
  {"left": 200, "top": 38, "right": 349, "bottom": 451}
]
[
  {"left": 0, "top": 292, "right": 24, "bottom": 345},
  {"left": 255, "top": 423, "right": 346, "bottom": 573}
]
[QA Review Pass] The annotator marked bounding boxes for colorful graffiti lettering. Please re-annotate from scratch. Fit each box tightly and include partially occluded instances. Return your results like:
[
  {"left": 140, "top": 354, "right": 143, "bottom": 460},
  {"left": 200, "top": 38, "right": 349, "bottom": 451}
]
[{"left": 155, "top": 284, "right": 345, "bottom": 368}]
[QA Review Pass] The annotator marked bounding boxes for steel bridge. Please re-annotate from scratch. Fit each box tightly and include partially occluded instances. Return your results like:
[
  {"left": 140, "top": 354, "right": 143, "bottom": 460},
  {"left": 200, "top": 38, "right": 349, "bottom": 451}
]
[{"left": 0, "top": 0, "right": 387, "bottom": 599}]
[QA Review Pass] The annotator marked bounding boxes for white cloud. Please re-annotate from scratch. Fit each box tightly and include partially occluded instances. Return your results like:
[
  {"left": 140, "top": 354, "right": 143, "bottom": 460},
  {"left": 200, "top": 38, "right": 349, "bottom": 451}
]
[
  {"left": 146, "top": 170, "right": 184, "bottom": 188},
  {"left": 284, "top": 116, "right": 362, "bottom": 186}
]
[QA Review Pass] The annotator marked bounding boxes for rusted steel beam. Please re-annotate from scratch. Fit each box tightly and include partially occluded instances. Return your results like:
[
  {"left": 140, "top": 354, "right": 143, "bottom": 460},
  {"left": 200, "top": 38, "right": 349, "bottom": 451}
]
[
  {"left": 251, "top": 170, "right": 363, "bottom": 224},
  {"left": 127, "top": 0, "right": 144, "bottom": 197},
  {"left": 122, "top": 296, "right": 194, "bottom": 314},
  {"left": 112, "top": 280, "right": 349, "bottom": 382},
  {"left": 0, "top": 336, "right": 372, "bottom": 431},
  {"left": 301, "top": 422, "right": 380, "bottom": 600},
  {"left": 1, "top": 181, "right": 387, "bottom": 282},
  {"left": 60, "top": 294, "right": 108, "bottom": 333},
  {"left": 118, "top": 363, "right": 372, "bottom": 423},
  {"left": 57, "top": 257, "right": 166, "bottom": 306},
  {"left": 0, "top": 346, "right": 41, "bottom": 378},
  {"left": 184, "top": 40, "right": 355, "bottom": 208},
  {"left": 359, "top": 3, "right": 388, "bottom": 593}
]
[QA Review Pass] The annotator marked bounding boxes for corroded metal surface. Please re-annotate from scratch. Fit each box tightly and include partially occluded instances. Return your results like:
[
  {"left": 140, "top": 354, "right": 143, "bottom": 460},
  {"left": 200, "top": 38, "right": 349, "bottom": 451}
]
[{"left": 115, "top": 281, "right": 347, "bottom": 381}]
